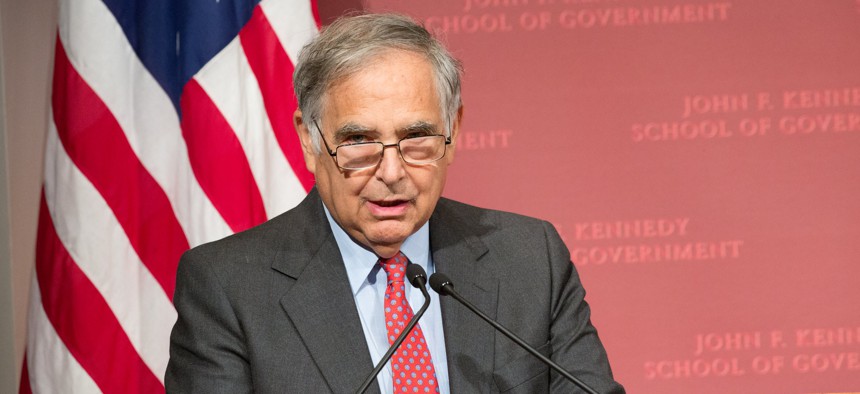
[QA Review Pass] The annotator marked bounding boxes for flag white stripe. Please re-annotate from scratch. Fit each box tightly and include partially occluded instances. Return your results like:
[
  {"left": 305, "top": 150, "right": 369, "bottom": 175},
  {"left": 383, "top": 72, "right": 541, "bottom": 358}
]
[
  {"left": 27, "top": 1, "right": 319, "bottom": 391},
  {"left": 43, "top": 118, "right": 175, "bottom": 382},
  {"left": 58, "top": 0, "right": 233, "bottom": 248},
  {"left": 26, "top": 278, "right": 102, "bottom": 394},
  {"left": 260, "top": 0, "right": 319, "bottom": 64},
  {"left": 194, "top": 39, "right": 306, "bottom": 218}
]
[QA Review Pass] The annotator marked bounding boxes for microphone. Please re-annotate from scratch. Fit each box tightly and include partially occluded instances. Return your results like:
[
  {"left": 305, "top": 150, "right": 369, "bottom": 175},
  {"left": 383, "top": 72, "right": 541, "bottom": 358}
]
[
  {"left": 356, "top": 263, "right": 432, "bottom": 394},
  {"left": 428, "top": 273, "right": 599, "bottom": 394}
]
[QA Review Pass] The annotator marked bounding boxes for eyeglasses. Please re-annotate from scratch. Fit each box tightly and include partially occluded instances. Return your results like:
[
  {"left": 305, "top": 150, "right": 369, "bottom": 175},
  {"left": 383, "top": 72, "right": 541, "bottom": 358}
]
[{"left": 312, "top": 120, "right": 452, "bottom": 170}]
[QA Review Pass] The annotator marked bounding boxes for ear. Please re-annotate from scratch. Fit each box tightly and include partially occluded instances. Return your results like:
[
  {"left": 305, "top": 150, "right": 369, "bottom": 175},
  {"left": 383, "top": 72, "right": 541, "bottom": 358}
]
[
  {"left": 294, "top": 109, "right": 317, "bottom": 174},
  {"left": 445, "top": 105, "right": 464, "bottom": 164}
]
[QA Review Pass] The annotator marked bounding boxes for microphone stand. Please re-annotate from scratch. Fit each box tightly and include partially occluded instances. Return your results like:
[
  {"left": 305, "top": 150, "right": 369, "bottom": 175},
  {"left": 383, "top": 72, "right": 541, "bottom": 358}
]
[
  {"left": 356, "top": 264, "right": 431, "bottom": 394},
  {"left": 429, "top": 273, "right": 599, "bottom": 394}
]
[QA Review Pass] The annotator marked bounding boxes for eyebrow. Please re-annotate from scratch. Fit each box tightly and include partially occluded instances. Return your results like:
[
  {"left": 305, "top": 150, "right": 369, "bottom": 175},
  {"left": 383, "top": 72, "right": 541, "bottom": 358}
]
[
  {"left": 332, "top": 123, "right": 376, "bottom": 143},
  {"left": 400, "top": 121, "right": 438, "bottom": 135},
  {"left": 331, "top": 121, "right": 440, "bottom": 142}
]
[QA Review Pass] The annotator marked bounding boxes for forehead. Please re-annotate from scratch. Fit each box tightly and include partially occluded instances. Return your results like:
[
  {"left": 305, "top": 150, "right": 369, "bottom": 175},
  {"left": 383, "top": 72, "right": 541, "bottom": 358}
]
[{"left": 320, "top": 50, "right": 442, "bottom": 132}]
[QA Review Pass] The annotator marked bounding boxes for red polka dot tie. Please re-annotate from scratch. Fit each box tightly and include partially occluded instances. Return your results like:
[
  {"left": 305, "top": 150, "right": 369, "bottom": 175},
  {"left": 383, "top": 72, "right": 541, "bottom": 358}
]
[{"left": 380, "top": 252, "right": 440, "bottom": 393}]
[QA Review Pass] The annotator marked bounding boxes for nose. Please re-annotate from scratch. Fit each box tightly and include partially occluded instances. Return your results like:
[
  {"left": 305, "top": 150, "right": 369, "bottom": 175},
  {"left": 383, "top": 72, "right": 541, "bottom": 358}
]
[{"left": 375, "top": 143, "right": 406, "bottom": 184}]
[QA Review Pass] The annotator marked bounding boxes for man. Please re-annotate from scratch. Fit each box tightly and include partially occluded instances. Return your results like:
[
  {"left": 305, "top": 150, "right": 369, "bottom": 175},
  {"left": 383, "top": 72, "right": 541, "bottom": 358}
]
[{"left": 166, "top": 13, "right": 624, "bottom": 394}]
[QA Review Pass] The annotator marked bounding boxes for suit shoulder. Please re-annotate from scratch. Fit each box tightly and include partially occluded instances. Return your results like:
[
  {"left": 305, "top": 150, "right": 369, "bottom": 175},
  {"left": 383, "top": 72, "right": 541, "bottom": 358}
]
[
  {"left": 433, "top": 198, "right": 566, "bottom": 266},
  {"left": 180, "top": 196, "right": 325, "bottom": 271},
  {"left": 437, "top": 197, "right": 551, "bottom": 230},
  {"left": 183, "top": 218, "right": 271, "bottom": 259}
]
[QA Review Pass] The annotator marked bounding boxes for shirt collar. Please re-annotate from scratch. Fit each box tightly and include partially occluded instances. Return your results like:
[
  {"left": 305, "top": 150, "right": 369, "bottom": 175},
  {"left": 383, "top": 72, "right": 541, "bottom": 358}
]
[{"left": 323, "top": 205, "right": 431, "bottom": 296}]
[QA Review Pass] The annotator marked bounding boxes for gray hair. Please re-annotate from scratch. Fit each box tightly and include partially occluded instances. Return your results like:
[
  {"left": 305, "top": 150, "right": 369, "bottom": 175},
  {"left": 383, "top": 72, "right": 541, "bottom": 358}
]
[{"left": 293, "top": 13, "right": 463, "bottom": 153}]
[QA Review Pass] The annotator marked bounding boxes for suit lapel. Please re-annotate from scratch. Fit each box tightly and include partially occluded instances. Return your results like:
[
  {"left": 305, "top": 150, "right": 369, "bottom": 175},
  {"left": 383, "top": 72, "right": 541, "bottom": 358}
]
[
  {"left": 269, "top": 193, "right": 499, "bottom": 393},
  {"left": 430, "top": 200, "right": 498, "bottom": 393},
  {"left": 272, "top": 191, "right": 380, "bottom": 393}
]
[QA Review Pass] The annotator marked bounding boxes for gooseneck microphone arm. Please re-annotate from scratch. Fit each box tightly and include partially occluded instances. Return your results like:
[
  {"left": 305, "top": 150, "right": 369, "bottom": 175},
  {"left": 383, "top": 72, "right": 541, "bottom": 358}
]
[
  {"left": 356, "top": 264, "right": 432, "bottom": 394},
  {"left": 428, "top": 273, "right": 600, "bottom": 394}
]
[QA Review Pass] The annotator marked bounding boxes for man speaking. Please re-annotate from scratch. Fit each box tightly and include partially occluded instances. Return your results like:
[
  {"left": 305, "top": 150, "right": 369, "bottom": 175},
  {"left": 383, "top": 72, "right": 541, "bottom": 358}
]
[{"left": 166, "top": 13, "right": 624, "bottom": 394}]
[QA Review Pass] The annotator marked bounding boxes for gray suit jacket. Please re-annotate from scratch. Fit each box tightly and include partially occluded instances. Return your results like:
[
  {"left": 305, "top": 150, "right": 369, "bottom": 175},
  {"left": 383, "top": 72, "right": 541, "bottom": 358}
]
[{"left": 166, "top": 189, "right": 624, "bottom": 393}]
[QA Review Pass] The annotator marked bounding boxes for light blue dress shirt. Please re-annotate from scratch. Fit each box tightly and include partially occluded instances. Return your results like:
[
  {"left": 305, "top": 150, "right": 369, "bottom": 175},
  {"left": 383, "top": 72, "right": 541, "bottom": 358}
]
[{"left": 324, "top": 207, "right": 450, "bottom": 394}]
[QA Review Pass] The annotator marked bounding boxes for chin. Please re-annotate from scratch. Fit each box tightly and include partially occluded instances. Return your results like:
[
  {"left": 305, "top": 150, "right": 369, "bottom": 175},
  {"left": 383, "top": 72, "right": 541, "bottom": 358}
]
[{"left": 365, "top": 224, "right": 415, "bottom": 247}]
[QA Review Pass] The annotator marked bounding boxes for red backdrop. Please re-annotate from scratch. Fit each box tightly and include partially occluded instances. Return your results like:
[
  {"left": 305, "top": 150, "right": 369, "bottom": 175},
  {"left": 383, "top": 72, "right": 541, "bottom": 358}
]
[{"left": 359, "top": 1, "right": 860, "bottom": 392}]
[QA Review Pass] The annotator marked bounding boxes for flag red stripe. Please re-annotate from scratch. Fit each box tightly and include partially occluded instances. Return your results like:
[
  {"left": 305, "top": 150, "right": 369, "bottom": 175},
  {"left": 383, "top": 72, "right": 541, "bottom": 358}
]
[
  {"left": 18, "top": 354, "right": 31, "bottom": 394},
  {"left": 239, "top": 7, "right": 315, "bottom": 192},
  {"left": 180, "top": 79, "right": 268, "bottom": 232},
  {"left": 310, "top": 0, "right": 322, "bottom": 28},
  {"left": 35, "top": 194, "right": 164, "bottom": 393},
  {"left": 50, "top": 36, "right": 186, "bottom": 298}
]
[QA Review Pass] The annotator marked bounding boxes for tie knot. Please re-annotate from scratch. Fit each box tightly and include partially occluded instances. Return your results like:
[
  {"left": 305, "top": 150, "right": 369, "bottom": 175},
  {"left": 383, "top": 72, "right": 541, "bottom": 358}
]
[{"left": 380, "top": 252, "right": 408, "bottom": 283}]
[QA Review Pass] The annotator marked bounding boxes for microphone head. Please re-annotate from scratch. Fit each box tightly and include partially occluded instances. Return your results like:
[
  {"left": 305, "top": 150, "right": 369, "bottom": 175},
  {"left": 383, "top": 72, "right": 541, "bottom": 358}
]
[
  {"left": 428, "top": 273, "right": 453, "bottom": 295},
  {"left": 405, "top": 263, "right": 427, "bottom": 288}
]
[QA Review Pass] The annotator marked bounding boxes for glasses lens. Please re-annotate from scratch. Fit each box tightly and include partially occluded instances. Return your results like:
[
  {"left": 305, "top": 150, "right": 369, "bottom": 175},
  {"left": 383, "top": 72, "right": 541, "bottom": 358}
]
[
  {"left": 399, "top": 136, "right": 446, "bottom": 164},
  {"left": 336, "top": 143, "right": 382, "bottom": 169}
]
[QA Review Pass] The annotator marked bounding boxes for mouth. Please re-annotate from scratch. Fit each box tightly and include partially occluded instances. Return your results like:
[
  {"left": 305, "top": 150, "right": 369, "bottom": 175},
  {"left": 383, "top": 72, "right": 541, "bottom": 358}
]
[
  {"left": 366, "top": 199, "right": 411, "bottom": 217},
  {"left": 374, "top": 200, "right": 406, "bottom": 207}
]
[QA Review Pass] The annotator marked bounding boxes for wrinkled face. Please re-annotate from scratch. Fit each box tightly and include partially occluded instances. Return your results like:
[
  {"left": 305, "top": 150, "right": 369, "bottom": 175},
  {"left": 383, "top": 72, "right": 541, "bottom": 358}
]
[{"left": 295, "top": 50, "right": 460, "bottom": 258}]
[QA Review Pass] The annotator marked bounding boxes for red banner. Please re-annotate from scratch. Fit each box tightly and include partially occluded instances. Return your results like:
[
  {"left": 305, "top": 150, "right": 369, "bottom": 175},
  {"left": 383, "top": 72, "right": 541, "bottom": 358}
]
[{"left": 366, "top": 1, "right": 860, "bottom": 392}]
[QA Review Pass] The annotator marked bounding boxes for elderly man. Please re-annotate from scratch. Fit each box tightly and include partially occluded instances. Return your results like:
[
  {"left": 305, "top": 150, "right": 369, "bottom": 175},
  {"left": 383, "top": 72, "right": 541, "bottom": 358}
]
[{"left": 166, "top": 13, "right": 624, "bottom": 394}]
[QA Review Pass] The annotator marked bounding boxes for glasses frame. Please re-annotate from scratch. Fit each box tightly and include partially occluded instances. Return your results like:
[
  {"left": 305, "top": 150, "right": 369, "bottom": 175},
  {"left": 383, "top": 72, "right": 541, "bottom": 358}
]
[{"left": 312, "top": 119, "right": 452, "bottom": 170}]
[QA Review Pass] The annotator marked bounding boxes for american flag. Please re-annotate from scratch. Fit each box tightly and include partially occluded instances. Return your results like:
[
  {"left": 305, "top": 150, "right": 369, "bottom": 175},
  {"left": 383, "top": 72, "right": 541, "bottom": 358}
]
[{"left": 22, "top": 0, "right": 318, "bottom": 391}]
